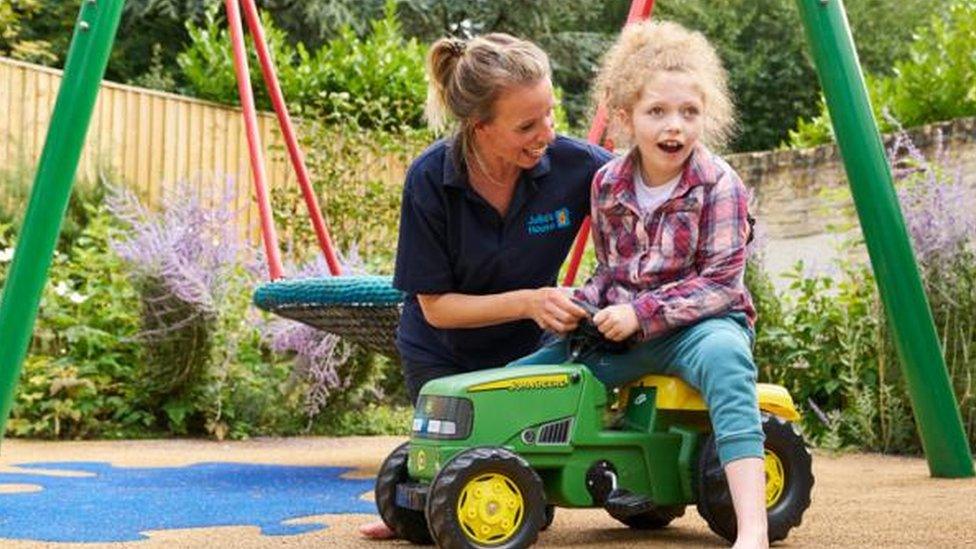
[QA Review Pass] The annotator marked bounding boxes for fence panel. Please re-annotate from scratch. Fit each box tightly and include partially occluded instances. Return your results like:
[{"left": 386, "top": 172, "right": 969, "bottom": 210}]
[{"left": 0, "top": 56, "right": 294, "bottom": 241}]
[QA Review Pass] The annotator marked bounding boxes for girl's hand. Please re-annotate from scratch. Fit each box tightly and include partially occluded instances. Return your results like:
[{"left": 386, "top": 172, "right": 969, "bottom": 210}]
[
  {"left": 593, "top": 304, "right": 639, "bottom": 341},
  {"left": 527, "top": 288, "right": 588, "bottom": 334}
]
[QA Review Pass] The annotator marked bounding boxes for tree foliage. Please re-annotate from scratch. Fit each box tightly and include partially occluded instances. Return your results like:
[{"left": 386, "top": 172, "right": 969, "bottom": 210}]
[
  {"left": 789, "top": 0, "right": 976, "bottom": 148},
  {"left": 177, "top": 1, "right": 428, "bottom": 130},
  {"left": 0, "top": 0, "right": 959, "bottom": 150}
]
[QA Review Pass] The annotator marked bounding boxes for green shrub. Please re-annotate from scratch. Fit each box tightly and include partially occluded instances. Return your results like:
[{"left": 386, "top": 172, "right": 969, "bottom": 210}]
[
  {"left": 272, "top": 124, "right": 430, "bottom": 271},
  {"left": 178, "top": 1, "right": 427, "bottom": 131},
  {"left": 789, "top": 0, "right": 976, "bottom": 148},
  {"left": 6, "top": 196, "right": 152, "bottom": 439},
  {"left": 752, "top": 261, "right": 919, "bottom": 453}
]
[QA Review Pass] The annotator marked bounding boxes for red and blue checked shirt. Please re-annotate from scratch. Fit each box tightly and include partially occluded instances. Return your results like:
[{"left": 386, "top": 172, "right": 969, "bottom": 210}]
[{"left": 576, "top": 144, "right": 756, "bottom": 341}]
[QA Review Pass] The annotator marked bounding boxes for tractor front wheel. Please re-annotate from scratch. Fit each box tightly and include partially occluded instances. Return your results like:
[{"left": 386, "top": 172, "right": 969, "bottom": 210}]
[
  {"left": 426, "top": 447, "right": 546, "bottom": 549},
  {"left": 375, "top": 442, "right": 433, "bottom": 545}
]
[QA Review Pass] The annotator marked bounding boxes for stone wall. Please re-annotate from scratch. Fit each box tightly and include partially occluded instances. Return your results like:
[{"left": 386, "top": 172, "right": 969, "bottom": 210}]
[{"left": 725, "top": 116, "right": 976, "bottom": 279}]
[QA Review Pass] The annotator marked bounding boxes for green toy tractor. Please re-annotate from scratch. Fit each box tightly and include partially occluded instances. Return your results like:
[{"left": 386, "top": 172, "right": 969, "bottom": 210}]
[{"left": 375, "top": 319, "right": 814, "bottom": 548}]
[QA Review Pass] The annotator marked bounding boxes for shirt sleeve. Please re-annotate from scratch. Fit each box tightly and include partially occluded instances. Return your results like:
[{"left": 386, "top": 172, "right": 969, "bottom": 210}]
[
  {"left": 392, "top": 168, "right": 454, "bottom": 295},
  {"left": 574, "top": 166, "right": 613, "bottom": 307},
  {"left": 631, "top": 169, "right": 751, "bottom": 340}
]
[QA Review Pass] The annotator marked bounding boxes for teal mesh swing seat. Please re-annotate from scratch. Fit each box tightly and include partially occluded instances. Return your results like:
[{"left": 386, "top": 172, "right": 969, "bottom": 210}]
[{"left": 253, "top": 276, "right": 404, "bottom": 357}]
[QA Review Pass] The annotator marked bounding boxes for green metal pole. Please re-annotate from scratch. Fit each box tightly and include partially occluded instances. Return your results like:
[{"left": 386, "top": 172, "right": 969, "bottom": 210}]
[
  {"left": 795, "top": 0, "right": 974, "bottom": 477},
  {"left": 0, "top": 0, "right": 125, "bottom": 442}
]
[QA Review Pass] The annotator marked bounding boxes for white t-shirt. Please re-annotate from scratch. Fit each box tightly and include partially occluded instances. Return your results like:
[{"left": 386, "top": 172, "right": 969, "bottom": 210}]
[{"left": 634, "top": 169, "right": 680, "bottom": 214}]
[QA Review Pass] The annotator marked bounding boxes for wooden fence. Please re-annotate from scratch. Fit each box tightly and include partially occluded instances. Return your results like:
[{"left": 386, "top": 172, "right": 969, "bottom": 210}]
[{"left": 0, "top": 56, "right": 295, "bottom": 238}]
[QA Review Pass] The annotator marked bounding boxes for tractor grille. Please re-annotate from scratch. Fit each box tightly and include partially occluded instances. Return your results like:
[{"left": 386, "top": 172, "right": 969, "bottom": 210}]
[{"left": 537, "top": 418, "right": 573, "bottom": 445}]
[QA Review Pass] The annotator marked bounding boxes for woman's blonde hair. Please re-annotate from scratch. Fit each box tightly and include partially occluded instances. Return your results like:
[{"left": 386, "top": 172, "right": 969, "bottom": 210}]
[
  {"left": 424, "top": 33, "right": 551, "bottom": 167},
  {"left": 594, "top": 20, "right": 735, "bottom": 150}
]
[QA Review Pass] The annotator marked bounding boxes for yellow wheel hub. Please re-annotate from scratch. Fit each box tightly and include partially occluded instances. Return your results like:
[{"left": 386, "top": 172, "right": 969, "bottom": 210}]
[
  {"left": 456, "top": 472, "right": 524, "bottom": 545},
  {"left": 764, "top": 449, "right": 786, "bottom": 508}
]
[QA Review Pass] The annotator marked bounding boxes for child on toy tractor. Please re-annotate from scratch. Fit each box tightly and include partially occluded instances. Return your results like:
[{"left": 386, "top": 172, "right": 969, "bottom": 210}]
[{"left": 373, "top": 299, "right": 813, "bottom": 548}]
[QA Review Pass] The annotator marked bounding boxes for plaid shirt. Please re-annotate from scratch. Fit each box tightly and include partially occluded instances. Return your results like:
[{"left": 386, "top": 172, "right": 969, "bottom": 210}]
[{"left": 576, "top": 145, "right": 756, "bottom": 341}]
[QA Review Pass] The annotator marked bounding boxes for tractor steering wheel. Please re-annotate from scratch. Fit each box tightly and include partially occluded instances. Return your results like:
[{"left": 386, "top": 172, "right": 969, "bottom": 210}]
[{"left": 569, "top": 299, "right": 631, "bottom": 356}]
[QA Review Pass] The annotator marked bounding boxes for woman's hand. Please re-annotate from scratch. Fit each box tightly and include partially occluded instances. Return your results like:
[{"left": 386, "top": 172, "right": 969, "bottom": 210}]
[
  {"left": 593, "top": 304, "right": 639, "bottom": 341},
  {"left": 527, "top": 288, "right": 588, "bottom": 334}
]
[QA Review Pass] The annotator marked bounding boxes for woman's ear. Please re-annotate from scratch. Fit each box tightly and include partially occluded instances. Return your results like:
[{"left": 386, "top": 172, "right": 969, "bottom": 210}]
[{"left": 471, "top": 119, "right": 489, "bottom": 137}]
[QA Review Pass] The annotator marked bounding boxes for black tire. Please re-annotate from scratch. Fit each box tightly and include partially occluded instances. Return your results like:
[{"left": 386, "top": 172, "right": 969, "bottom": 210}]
[
  {"left": 541, "top": 504, "right": 555, "bottom": 531},
  {"left": 696, "top": 414, "right": 814, "bottom": 544},
  {"left": 612, "top": 504, "right": 686, "bottom": 530},
  {"left": 426, "top": 447, "right": 546, "bottom": 549},
  {"left": 375, "top": 442, "right": 433, "bottom": 545}
]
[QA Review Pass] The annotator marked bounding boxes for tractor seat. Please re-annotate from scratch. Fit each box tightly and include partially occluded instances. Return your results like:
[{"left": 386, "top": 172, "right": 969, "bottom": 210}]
[{"left": 619, "top": 375, "right": 800, "bottom": 421}]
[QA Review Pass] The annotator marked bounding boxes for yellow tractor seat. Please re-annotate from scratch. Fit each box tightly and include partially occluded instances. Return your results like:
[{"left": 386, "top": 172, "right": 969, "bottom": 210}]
[{"left": 619, "top": 375, "right": 800, "bottom": 421}]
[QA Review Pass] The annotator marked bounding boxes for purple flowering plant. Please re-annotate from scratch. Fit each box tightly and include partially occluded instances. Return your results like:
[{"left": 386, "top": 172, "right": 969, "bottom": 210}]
[
  {"left": 108, "top": 179, "right": 377, "bottom": 431},
  {"left": 260, "top": 246, "right": 390, "bottom": 425},
  {"left": 887, "top": 125, "right": 976, "bottom": 445},
  {"left": 107, "top": 180, "right": 252, "bottom": 434}
]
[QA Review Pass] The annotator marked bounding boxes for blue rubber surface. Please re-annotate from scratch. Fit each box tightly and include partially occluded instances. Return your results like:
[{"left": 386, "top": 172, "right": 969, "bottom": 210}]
[
  {"left": 253, "top": 276, "right": 403, "bottom": 310},
  {"left": 0, "top": 461, "right": 375, "bottom": 542}
]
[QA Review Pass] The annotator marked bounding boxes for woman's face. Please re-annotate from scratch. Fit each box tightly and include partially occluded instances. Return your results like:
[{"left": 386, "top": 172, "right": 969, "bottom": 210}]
[{"left": 474, "top": 78, "right": 557, "bottom": 172}]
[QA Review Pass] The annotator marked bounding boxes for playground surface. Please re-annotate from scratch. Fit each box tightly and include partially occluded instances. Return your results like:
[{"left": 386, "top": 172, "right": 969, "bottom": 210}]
[{"left": 0, "top": 436, "right": 973, "bottom": 548}]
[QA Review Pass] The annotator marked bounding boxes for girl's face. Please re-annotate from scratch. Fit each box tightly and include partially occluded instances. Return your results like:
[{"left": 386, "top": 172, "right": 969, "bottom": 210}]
[
  {"left": 475, "top": 78, "right": 557, "bottom": 172},
  {"left": 621, "top": 71, "right": 704, "bottom": 185}
]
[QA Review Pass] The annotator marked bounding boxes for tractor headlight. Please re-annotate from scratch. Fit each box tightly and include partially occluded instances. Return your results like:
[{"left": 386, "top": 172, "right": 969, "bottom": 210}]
[{"left": 412, "top": 395, "right": 473, "bottom": 440}]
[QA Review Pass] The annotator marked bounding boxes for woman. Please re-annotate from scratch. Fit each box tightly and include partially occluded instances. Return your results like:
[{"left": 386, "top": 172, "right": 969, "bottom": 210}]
[{"left": 360, "top": 33, "right": 612, "bottom": 539}]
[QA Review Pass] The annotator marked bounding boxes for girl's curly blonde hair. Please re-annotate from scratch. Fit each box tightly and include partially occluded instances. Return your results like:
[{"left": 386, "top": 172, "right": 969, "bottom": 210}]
[{"left": 594, "top": 20, "right": 735, "bottom": 150}]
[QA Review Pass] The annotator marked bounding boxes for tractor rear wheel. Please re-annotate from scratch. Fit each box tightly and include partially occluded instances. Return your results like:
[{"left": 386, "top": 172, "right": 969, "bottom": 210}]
[{"left": 696, "top": 414, "right": 814, "bottom": 544}]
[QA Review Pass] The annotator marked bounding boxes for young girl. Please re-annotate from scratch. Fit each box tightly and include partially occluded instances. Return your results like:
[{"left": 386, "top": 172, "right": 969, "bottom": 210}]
[{"left": 511, "top": 20, "right": 768, "bottom": 548}]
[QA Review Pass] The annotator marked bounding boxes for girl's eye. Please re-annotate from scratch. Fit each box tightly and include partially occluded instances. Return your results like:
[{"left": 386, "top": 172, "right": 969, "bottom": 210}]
[
  {"left": 518, "top": 122, "right": 534, "bottom": 132},
  {"left": 649, "top": 106, "right": 664, "bottom": 116},
  {"left": 682, "top": 106, "right": 700, "bottom": 117}
]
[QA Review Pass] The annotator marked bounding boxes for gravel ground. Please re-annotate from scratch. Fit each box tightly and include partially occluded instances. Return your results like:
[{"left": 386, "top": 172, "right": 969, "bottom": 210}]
[{"left": 1, "top": 436, "right": 974, "bottom": 548}]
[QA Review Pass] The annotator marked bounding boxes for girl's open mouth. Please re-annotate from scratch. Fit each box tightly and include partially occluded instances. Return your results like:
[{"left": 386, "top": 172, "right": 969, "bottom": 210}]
[{"left": 658, "top": 140, "right": 684, "bottom": 154}]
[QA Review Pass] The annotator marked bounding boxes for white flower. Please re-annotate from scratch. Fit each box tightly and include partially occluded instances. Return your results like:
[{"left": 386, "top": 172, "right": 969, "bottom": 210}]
[
  {"left": 68, "top": 292, "right": 88, "bottom": 304},
  {"left": 0, "top": 247, "right": 13, "bottom": 263},
  {"left": 53, "top": 281, "right": 71, "bottom": 296}
]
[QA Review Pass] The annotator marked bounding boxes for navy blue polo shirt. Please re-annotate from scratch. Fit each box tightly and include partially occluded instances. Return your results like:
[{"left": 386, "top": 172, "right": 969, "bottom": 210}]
[{"left": 392, "top": 135, "right": 613, "bottom": 370}]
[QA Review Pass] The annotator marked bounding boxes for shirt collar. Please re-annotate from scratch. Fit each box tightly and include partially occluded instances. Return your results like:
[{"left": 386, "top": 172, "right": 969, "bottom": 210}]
[{"left": 609, "top": 143, "right": 715, "bottom": 204}]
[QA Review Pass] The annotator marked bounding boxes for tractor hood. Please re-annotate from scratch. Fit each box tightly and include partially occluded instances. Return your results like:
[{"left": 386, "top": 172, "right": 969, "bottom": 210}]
[{"left": 412, "top": 364, "right": 606, "bottom": 446}]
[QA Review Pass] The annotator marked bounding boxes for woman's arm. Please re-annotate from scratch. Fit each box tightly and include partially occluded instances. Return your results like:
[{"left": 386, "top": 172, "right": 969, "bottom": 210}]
[
  {"left": 418, "top": 288, "right": 586, "bottom": 333},
  {"left": 575, "top": 167, "right": 613, "bottom": 307}
]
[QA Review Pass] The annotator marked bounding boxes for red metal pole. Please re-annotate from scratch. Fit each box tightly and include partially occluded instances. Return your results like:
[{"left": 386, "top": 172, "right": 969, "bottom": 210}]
[
  {"left": 561, "top": 0, "right": 655, "bottom": 286},
  {"left": 239, "top": 0, "right": 343, "bottom": 276},
  {"left": 226, "top": 0, "right": 284, "bottom": 280}
]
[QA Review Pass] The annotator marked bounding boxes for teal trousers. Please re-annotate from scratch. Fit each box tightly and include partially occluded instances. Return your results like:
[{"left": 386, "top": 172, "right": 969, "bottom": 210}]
[{"left": 509, "top": 313, "right": 764, "bottom": 465}]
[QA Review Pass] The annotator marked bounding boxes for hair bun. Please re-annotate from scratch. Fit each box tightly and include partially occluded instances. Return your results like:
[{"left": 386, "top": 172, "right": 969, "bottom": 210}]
[{"left": 448, "top": 38, "right": 467, "bottom": 57}]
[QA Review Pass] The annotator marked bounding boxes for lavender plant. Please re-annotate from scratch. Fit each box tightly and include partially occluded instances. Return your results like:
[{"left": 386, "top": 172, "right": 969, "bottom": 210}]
[
  {"left": 107, "top": 179, "right": 246, "bottom": 430},
  {"left": 752, "top": 121, "right": 976, "bottom": 453},
  {"left": 259, "top": 248, "right": 394, "bottom": 427},
  {"left": 888, "top": 126, "right": 976, "bottom": 448}
]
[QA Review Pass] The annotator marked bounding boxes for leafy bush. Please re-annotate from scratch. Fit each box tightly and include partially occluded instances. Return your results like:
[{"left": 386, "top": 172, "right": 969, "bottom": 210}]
[
  {"left": 107, "top": 182, "right": 247, "bottom": 434},
  {"left": 3, "top": 168, "right": 412, "bottom": 440},
  {"left": 178, "top": 1, "right": 427, "bottom": 131},
  {"left": 750, "top": 128, "right": 976, "bottom": 453},
  {"left": 272, "top": 124, "right": 430, "bottom": 272},
  {"left": 6, "top": 193, "right": 152, "bottom": 439},
  {"left": 789, "top": 0, "right": 976, "bottom": 148}
]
